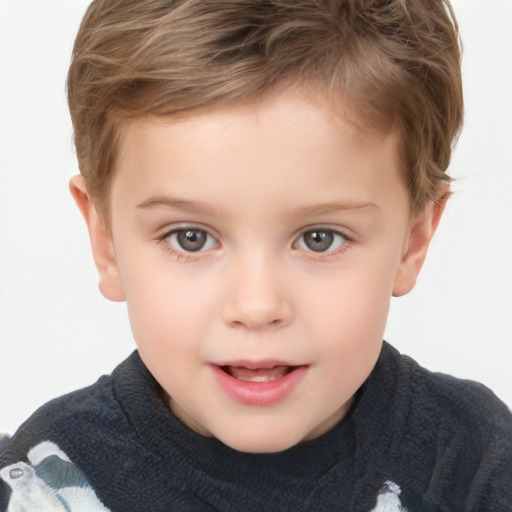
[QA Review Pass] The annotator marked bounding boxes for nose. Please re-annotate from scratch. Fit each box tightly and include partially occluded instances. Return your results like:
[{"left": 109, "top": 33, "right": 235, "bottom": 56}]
[{"left": 221, "top": 254, "right": 292, "bottom": 330}]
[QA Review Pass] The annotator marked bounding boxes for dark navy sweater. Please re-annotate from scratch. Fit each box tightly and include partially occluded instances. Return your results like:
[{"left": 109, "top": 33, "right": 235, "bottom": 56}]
[{"left": 1, "top": 342, "right": 511, "bottom": 511}]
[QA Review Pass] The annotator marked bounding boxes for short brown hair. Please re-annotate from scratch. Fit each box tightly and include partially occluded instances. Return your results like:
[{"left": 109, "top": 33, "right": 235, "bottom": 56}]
[{"left": 68, "top": 0, "right": 463, "bottom": 216}]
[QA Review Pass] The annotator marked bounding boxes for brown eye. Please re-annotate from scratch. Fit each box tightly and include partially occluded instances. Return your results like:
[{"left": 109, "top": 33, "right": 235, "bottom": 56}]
[
  {"left": 297, "top": 229, "right": 346, "bottom": 253},
  {"left": 167, "top": 228, "right": 216, "bottom": 252}
]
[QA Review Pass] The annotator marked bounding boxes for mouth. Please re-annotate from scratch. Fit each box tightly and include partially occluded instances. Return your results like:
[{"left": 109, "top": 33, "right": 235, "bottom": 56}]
[
  {"left": 220, "top": 364, "right": 296, "bottom": 383},
  {"left": 211, "top": 361, "right": 308, "bottom": 406}
]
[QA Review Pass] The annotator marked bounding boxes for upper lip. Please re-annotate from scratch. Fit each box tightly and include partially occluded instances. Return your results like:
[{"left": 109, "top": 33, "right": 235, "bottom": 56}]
[{"left": 212, "top": 359, "right": 304, "bottom": 369}]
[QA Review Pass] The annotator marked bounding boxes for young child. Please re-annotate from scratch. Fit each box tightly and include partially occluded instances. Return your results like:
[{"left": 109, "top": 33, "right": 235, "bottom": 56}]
[{"left": 1, "top": 0, "right": 511, "bottom": 510}]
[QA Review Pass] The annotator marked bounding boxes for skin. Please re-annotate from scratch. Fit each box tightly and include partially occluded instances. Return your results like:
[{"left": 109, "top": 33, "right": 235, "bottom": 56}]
[{"left": 71, "top": 87, "right": 445, "bottom": 453}]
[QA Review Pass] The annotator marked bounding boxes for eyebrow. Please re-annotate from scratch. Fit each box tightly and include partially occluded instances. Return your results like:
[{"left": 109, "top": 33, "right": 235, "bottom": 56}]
[
  {"left": 292, "top": 201, "right": 380, "bottom": 217},
  {"left": 137, "top": 196, "right": 220, "bottom": 215},
  {"left": 137, "top": 196, "right": 379, "bottom": 217}
]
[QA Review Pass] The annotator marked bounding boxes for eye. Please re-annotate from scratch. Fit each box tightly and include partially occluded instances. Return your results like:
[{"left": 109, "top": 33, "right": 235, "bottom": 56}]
[
  {"left": 296, "top": 228, "right": 347, "bottom": 253},
  {"left": 166, "top": 228, "right": 217, "bottom": 253}
]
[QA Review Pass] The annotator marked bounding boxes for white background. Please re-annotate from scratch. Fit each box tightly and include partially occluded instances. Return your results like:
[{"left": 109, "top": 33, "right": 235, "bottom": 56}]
[{"left": 0, "top": 0, "right": 511, "bottom": 434}]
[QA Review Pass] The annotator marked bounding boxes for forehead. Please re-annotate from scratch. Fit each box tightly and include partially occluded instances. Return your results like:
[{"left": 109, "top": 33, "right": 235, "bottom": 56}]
[
  {"left": 110, "top": 87, "right": 405, "bottom": 217},
  {"left": 117, "top": 86, "right": 397, "bottom": 160}
]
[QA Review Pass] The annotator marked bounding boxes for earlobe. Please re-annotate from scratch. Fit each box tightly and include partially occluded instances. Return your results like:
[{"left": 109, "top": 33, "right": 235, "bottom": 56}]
[
  {"left": 69, "top": 175, "right": 125, "bottom": 302},
  {"left": 392, "top": 192, "right": 448, "bottom": 297}
]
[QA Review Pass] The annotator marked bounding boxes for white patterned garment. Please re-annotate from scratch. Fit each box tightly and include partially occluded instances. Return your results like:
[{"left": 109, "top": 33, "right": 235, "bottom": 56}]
[
  {"left": 1, "top": 438, "right": 408, "bottom": 512},
  {"left": 370, "top": 481, "right": 409, "bottom": 512},
  {"left": 0, "top": 441, "right": 110, "bottom": 512}
]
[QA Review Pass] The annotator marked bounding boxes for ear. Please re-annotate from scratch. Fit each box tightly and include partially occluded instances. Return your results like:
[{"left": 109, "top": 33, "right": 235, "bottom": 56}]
[
  {"left": 392, "top": 191, "right": 448, "bottom": 297},
  {"left": 69, "top": 175, "right": 125, "bottom": 302}
]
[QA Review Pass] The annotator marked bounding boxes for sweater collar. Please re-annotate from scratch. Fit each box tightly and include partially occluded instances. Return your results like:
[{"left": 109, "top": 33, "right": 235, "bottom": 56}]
[{"left": 112, "top": 342, "right": 398, "bottom": 486}]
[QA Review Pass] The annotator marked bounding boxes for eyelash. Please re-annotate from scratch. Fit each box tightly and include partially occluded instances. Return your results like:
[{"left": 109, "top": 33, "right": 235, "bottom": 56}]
[
  {"left": 157, "top": 225, "right": 352, "bottom": 262},
  {"left": 158, "top": 226, "right": 218, "bottom": 262},
  {"left": 294, "top": 227, "right": 352, "bottom": 260}
]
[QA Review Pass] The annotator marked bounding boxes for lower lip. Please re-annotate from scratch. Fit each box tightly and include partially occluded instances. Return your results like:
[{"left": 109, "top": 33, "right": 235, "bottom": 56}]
[{"left": 210, "top": 365, "right": 308, "bottom": 406}]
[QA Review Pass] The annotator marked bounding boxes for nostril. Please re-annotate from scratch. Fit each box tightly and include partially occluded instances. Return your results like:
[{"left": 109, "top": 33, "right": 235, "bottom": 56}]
[{"left": 221, "top": 291, "right": 292, "bottom": 330}]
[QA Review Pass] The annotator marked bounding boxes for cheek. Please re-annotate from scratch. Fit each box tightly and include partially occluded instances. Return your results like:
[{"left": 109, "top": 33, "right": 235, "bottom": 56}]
[
  {"left": 304, "top": 263, "right": 395, "bottom": 369},
  {"left": 309, "top": 263, "right": 393, "bottom": 329},
  {"left": 118, "top": 256, "right": 213, "bottom": 349},
  {"left": 310, "top": 291, "right": 388, "bottom": 399},
  {"left": 122, "top": 271, "right": 216, "bottom": 392}
]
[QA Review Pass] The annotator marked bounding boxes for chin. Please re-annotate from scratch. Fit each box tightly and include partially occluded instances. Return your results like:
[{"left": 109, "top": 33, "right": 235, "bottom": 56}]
[{"left": 216, "top": 428, "right": 306, "bottom": 454}]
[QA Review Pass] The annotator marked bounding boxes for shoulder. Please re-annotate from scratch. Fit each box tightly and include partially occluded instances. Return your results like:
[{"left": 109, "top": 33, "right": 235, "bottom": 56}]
[
  {"left": 365, "top": 343, "right": 512, "bottom": 461},
  {"left": 0, "top": 352, "right": 154, "bottom": 511},
  {"left": 0, "top": 352, "right": 146, "bottom": 467},
  {"left": 395, "top": 348, "right": 512, "bottom": 438},
  {"left": 0, "top": 368, "right": 124, "bottom": 511},
  {"left": 375, "top": 343, "right": 512, "bottom": 510},
  {"left": 0, "top": 370, "right": 123, "bottom": 475}
]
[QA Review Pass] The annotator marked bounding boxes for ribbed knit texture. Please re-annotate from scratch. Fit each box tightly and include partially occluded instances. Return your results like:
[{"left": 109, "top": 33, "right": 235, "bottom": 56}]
[{"left": 1, "top": 342, "right": 511, "bottom": 511}]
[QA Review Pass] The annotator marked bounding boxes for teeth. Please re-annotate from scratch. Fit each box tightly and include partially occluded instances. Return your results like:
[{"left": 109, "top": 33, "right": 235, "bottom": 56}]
[
  {"left": 223, "top": 365, "right": 292, "bottom": 382},
  {"left": 237, "top": 375, "right": 279, "bottom": 383}
]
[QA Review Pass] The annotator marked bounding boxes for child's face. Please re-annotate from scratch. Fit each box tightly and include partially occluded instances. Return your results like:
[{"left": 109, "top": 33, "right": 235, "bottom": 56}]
[{"left": 81, "top": 87, "right": 434, "bottom": 453}]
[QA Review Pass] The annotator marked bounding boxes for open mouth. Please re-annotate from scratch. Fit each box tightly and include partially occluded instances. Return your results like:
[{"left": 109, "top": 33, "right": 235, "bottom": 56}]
[
  {"left": 220, "top": 365, "right": 295, "bottom": 383},
  {"left": 212, "top": 362, "right": 308, "bottom": 405}
]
